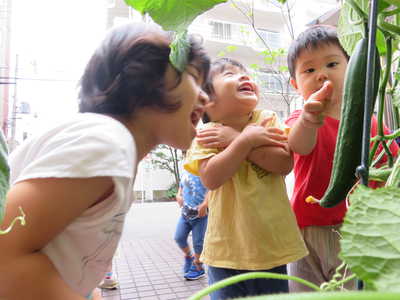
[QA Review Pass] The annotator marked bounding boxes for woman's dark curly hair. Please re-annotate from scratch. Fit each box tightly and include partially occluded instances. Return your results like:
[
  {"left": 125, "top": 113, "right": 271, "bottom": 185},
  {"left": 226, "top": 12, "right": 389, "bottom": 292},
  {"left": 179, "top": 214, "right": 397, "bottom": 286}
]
[{"left": 78, "top": 22, "right": 210, "bottom": 117}]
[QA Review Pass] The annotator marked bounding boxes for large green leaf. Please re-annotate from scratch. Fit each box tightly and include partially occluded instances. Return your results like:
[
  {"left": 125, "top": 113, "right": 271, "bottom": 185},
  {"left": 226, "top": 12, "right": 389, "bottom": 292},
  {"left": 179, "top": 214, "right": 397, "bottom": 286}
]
[
  {"left": 340, "top": 185, "right": 400, "bottom": 291},
  {"left": 383, "top": 0, "right": 400, "bottom": 7},
  {"left": 125, "top": 0, "right": 227, "bottom": 32},
  {"left": 125, "top": 0, "right": 227, "bottom": 72},
  {"left": 338, "top": 0, "right": 389, "bottom": 56},
  {"left": 0, "top": 130, "right": 9, "bottom": 223},
  {"left": 337, "top": 0, "right": 367, "bottom": 56}
]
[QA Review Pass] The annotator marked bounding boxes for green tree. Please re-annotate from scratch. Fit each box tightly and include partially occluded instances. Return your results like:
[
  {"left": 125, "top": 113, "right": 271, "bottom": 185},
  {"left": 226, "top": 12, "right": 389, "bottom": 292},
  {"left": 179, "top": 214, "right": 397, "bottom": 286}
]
[
  {"left": 150, "top": 144, "right": 183, "bottom": 197},
  {"left": 226, "top": 0, "right": 298, "bottom": 116}
]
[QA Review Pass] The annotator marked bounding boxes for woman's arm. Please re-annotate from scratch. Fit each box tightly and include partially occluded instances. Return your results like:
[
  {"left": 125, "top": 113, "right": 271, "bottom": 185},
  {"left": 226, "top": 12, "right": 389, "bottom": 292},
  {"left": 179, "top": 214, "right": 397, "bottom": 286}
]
[{"left": 0, "top": 177, "right": 113, "bottom": 300}]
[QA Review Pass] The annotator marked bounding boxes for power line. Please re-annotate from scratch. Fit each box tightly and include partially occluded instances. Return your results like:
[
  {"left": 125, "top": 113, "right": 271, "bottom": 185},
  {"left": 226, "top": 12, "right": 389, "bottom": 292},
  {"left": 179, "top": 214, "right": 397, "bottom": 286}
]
[{"left": 0, "top": 76, "right": 77, "bottom": 82}]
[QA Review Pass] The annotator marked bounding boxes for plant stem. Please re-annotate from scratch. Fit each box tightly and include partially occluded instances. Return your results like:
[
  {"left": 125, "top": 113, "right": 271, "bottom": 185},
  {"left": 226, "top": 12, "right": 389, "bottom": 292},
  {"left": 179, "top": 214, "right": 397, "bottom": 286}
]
[
  {"left": 371, "top": 35, "right": 394, "bottom": 166},
  {"left": 187, "top": 272, "right": 320, "bottom": 300},
  {"left": 386, "top": 155, "right": 400, "bottom": 187},
  {"left": 0, "top": 207, "right": 26, "bottom": 235}
]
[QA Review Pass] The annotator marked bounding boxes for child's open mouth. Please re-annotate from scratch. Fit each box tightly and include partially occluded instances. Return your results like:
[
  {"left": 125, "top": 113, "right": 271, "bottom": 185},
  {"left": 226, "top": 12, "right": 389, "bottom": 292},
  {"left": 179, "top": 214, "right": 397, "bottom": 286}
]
[{"left": 238, "top": 82, "right": 255, "bottom": 93}]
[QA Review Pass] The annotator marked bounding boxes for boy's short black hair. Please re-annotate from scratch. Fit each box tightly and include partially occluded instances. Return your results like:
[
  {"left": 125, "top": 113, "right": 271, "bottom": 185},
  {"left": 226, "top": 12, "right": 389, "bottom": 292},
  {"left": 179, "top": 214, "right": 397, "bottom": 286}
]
[
  {"left": 202, "top": 58, "right": 247, "bottom": 123},
  {"left": 287, "top": 25, "right": 349, "bottom": 78},
  {"left": 79, "top": 22, "right": 210, "bottom": 117}
]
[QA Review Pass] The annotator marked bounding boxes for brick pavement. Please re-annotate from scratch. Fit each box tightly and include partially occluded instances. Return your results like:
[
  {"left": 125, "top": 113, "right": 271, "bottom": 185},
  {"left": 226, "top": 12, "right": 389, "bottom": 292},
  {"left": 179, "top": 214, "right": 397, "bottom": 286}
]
[{"left": 101, "top": 202, "right": 210, "bottom": 300}]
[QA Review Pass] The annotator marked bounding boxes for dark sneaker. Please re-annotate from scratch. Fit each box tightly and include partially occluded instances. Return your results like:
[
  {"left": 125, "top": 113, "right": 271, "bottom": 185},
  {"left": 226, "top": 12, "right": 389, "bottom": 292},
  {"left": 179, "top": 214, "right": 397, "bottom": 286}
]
[
  {"left": 183, "top": 255, "right": 194, "bottom": 275},
  {"left": 184, "top": 263, "right": 205, "bottom": 280}
]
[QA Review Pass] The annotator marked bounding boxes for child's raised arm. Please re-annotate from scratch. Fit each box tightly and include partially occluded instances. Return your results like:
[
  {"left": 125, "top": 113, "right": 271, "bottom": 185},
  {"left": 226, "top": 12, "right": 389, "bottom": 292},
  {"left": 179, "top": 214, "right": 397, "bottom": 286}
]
[
  {"left": 199, "top": 124, "right": 283, "bottom": 190},
  {"left": 0, "top": 177, "right": 113, "bottom": 300},
  {"left": 197, "top": 118, "right": 291, "bottom": 175},
  {"left": 288, "top": 81, "right": 333, "bottom": 155},
  {"left": 197, "top": 118, "right": 286, "bottom": 149},
  {"left": 247, "top": 144, "right": 293, "bottom": 175}
]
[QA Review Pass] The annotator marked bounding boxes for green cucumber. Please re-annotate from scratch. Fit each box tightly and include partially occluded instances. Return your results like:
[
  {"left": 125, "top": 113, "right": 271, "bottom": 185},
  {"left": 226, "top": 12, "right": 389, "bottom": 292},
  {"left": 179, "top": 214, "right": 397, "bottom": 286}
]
[{"left": 320, "top": 38, "right": 380, "bottom": 208}]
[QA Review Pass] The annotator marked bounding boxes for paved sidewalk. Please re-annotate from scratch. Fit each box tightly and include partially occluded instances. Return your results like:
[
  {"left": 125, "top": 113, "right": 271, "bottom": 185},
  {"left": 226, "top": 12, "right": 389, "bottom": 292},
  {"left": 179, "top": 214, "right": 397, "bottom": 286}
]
[{"left": 101, "top": 202, "right": 210, "bottom": 300}]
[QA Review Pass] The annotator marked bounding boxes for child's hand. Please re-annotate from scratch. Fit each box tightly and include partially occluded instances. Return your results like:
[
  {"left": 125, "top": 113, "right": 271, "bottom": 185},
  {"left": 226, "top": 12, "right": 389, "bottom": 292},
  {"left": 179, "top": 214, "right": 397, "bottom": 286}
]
[
  {"left": 197, "top": 203, "right": 208, "bottom": 218},
  {"left": 176, "top": 195, "right": 183, "bottom": 207},
  {"left": 260, "top": 117, "right": 288, "bottom": 144},
  {"left": 301, "top": 81, "right": 333, "bottom": 128},
  {"left": 197, "top": 124, "right": 239, "bottom": 148},
  {"left": 240, "top": 124, "right": 287, "bottom": 149}
]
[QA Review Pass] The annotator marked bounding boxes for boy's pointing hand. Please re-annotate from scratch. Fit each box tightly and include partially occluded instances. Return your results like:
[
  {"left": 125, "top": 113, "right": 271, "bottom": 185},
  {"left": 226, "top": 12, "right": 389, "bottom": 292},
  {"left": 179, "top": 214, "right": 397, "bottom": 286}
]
[{"left": 301, "top": 81, "right": 333, "bottom": 128}]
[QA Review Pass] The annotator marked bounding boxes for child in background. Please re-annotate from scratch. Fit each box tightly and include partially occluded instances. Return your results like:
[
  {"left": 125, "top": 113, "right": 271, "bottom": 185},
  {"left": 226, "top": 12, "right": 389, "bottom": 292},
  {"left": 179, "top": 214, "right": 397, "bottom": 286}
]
[
  {"left": 285, "top": 25, "right": 398, "bottom": 292},
  {"left": 185, "top": 58, "right": 307, "bottom": 299},
  {"left": 174, "top": 168, "right": 208, "bottom": 280},
  {"left": 0, "top": 22, "right": 210, "bottom": 300}
]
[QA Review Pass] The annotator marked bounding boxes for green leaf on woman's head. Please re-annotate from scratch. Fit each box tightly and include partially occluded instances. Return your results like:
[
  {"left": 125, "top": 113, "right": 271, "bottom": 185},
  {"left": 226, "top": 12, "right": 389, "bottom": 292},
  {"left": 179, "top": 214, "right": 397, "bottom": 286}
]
[
  {"left": 340, "top": 185, "right": 400, "bottom": 291},
  {"left": 169, "top": 30, "right": 190, "bottom": 72}
]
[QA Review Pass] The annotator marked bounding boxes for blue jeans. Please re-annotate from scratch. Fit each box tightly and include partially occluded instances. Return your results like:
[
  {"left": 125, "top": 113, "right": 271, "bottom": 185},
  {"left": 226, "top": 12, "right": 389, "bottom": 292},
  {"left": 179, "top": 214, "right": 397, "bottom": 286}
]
[
  {"left": 208, "top": 264, "right": 288, "bottom": 300},
  {"left": 174, "top": 214, "right": 208, "bottom": 254}
]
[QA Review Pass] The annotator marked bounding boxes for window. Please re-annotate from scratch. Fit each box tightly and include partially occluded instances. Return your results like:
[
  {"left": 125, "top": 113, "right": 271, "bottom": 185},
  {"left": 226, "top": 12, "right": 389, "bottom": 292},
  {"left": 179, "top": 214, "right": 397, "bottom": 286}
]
[
  {"left": 257, "top": 72, "right": 282, "bottom": 94},
  {"left": 209, "top": 21, "right": 232, "bottom": 41},
  {"left": 256, "top": 29, "right": 281, "bottom": 49}
]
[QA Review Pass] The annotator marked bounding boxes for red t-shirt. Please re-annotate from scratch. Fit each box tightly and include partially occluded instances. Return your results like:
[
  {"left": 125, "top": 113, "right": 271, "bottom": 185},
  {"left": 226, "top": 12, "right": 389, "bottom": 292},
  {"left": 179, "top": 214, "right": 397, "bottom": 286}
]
[{"left": 286, "top": 110, "right": 398, "bottom": 228}]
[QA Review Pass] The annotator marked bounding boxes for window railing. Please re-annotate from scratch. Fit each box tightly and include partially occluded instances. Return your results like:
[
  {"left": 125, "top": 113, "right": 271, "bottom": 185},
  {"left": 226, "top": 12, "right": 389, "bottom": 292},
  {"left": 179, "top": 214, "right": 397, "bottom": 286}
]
[{"left": 189, "top": 19, "right": 283, "bottom": 49}]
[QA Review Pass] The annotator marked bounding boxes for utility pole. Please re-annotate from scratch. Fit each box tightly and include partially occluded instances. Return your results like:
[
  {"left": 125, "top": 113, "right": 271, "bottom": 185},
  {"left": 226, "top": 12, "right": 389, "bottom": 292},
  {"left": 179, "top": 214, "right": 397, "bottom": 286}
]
[{"left": 1, "top": 0, "right": 13, "bottom": 135}]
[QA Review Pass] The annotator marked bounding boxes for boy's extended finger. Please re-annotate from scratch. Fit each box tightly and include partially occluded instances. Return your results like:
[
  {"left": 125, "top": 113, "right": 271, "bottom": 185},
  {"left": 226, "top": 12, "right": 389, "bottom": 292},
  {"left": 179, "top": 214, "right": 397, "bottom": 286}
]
[{"left": 308, "top": 80, "right": 333, "bottom": 102}]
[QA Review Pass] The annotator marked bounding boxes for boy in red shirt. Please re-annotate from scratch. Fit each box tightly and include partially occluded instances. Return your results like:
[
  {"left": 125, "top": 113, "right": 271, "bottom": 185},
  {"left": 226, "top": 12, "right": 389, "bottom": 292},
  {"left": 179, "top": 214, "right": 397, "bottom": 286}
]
[{"left": 285, "top": 25, "right": 398, "bottom": 291}]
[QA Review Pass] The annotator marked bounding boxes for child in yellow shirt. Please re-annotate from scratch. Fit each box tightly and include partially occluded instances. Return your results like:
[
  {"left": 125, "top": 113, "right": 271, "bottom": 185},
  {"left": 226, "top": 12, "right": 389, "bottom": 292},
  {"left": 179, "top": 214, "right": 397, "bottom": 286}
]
[{"left": 185, "top": 58, "right": 307, "bottom": 299}]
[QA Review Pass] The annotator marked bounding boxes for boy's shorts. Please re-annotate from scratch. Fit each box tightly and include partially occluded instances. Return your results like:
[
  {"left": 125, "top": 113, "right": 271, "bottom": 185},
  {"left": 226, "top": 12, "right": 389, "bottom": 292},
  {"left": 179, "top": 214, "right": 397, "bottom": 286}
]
[{"left": 288, "top": 225, "right": 357, "bottom": 292}]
